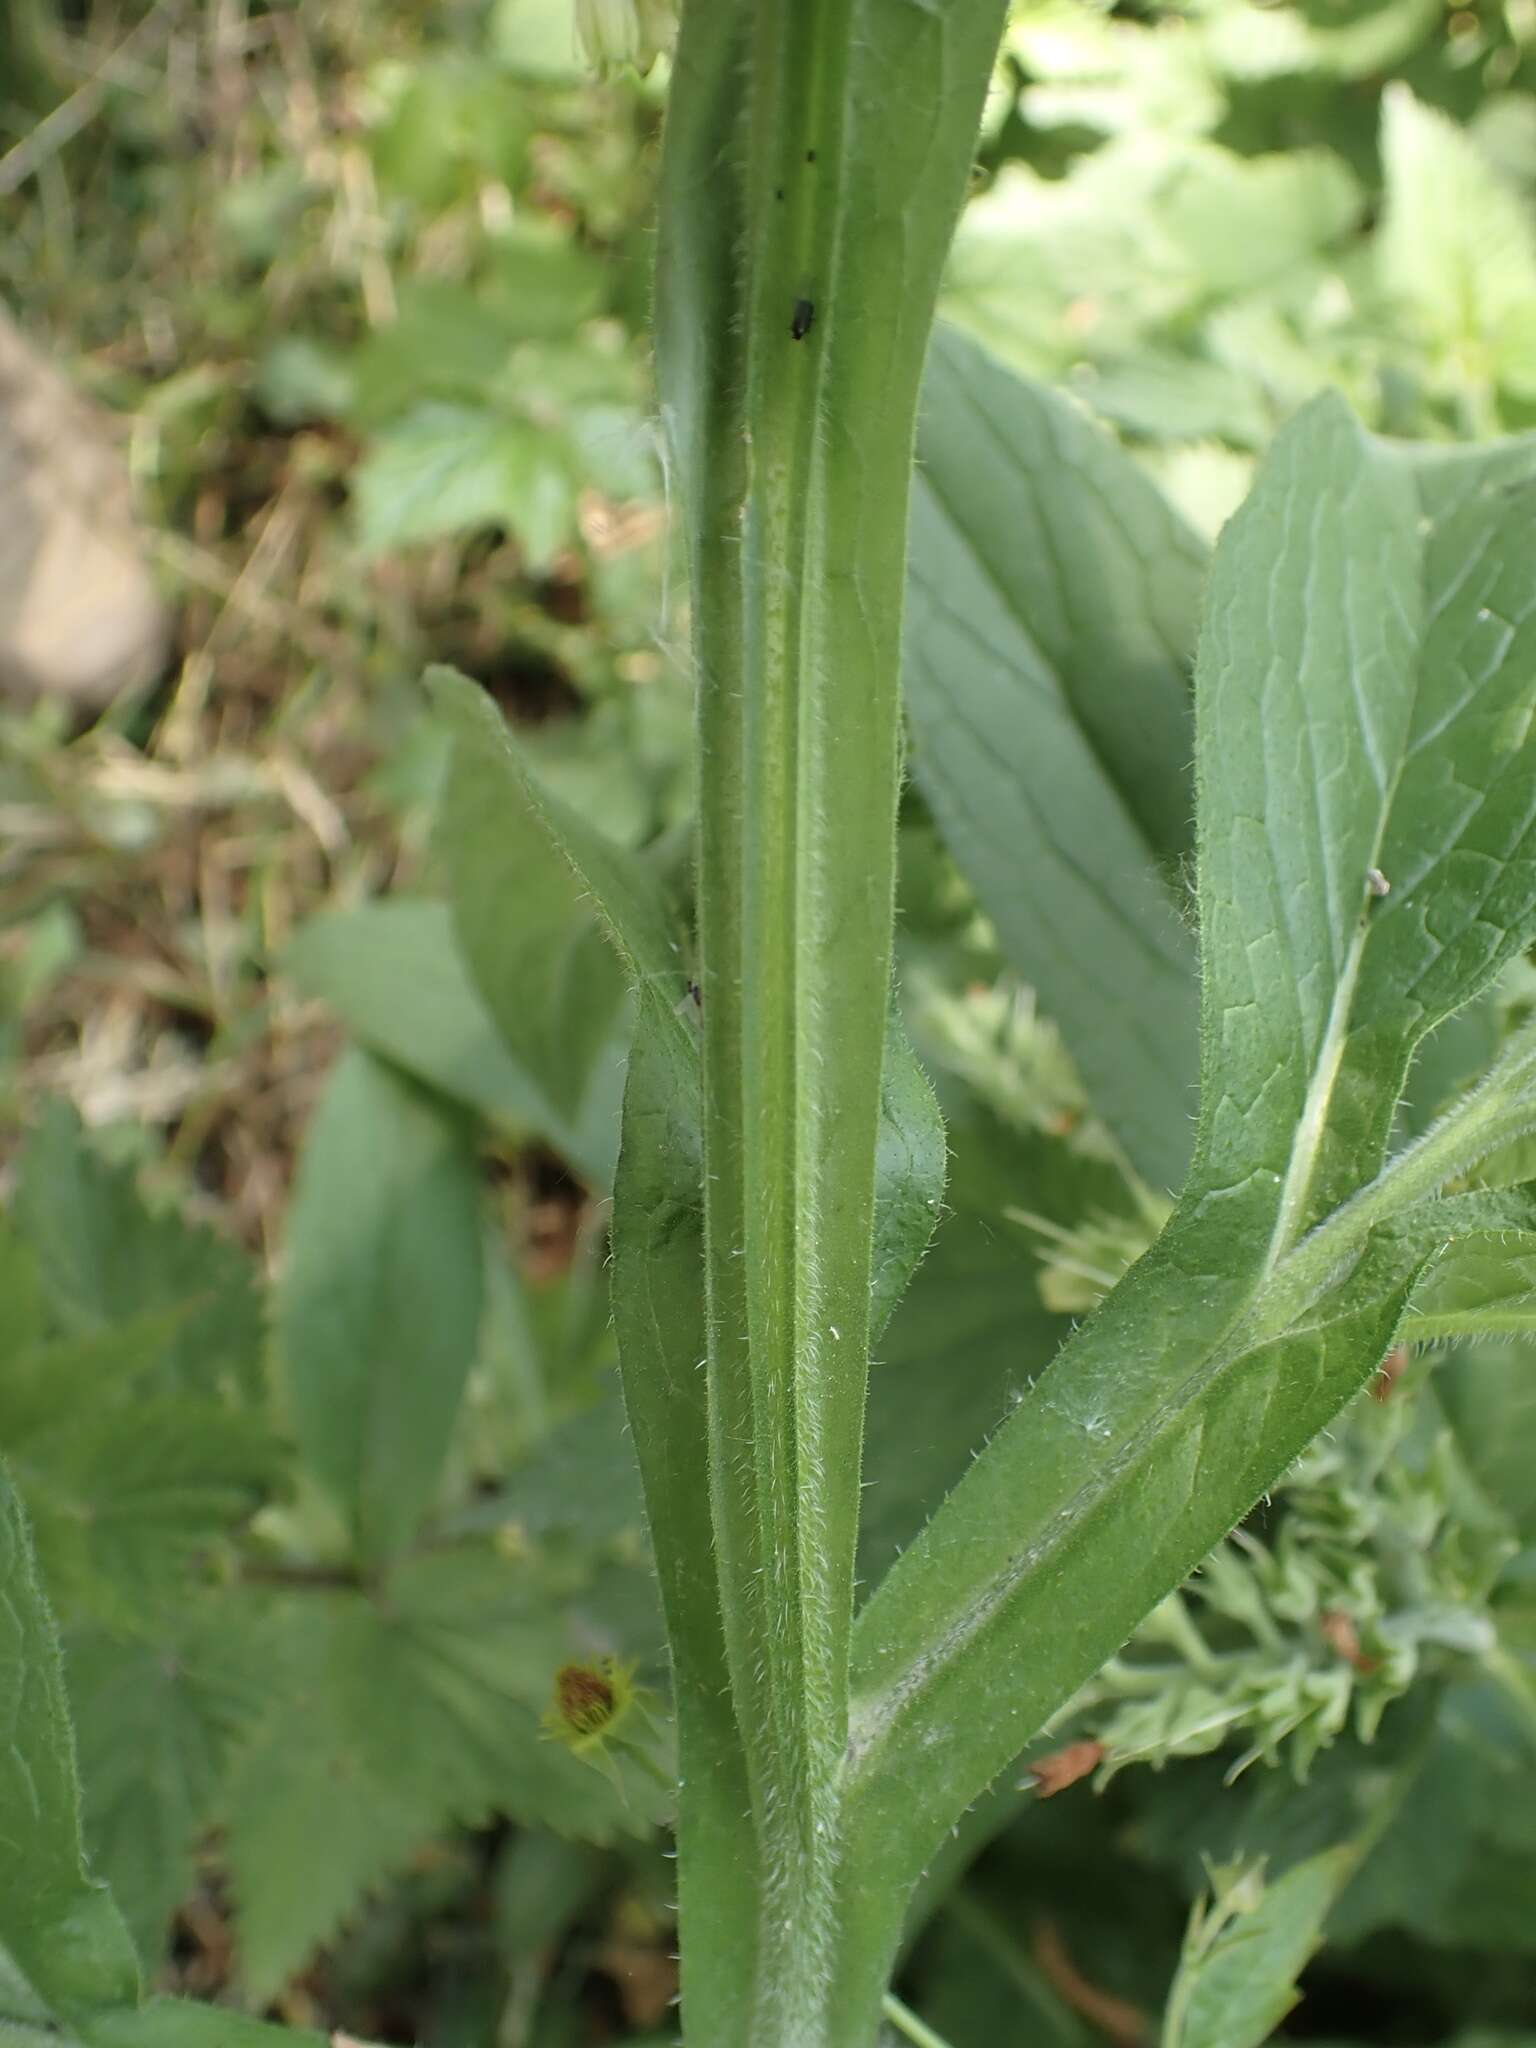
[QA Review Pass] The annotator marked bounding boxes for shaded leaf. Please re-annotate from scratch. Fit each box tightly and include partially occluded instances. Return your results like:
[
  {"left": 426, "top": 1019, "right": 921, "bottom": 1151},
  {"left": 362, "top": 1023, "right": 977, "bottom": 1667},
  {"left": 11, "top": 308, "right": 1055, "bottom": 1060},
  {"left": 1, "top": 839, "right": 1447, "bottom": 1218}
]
[
  {"left": 1161, "top": 1851, "right": 1355, "bottom": 2048},
  {"left": 428, "top": 668, "right": 691, "bottom": 1013},
  {"left": 353, "top": 403, "right": 576, "bottom": 565},
  {"left": 11, "top": 1402, "right": 278, "bottom": 1632},
  {"left": 906, "top": 326, "right": 1203, "bottom": 1188},
  {"left": 283, "top": 899, "right": 618, "bottom": 1183},
  {"left": 67, "top": 1612, "right": 272, "bottom": 1963},
  {"left": 1331, "top": 1679, "right": 1536, "bottom": 1955},
  {"left": 279, "top": 1049, "right": 483, "bottom": 1566},
  {"left": 434, "top": 680, "right": 635, "bottom": 1124},
  {"left": 850, "top": 399, "right": 1536, "bottom": 1919},
  {"left": 12, "top": 1105, "right": 263, "bottom": 1403},
  {"left": 225, "top": 1551, "right": 659, "bottom": 1999}
]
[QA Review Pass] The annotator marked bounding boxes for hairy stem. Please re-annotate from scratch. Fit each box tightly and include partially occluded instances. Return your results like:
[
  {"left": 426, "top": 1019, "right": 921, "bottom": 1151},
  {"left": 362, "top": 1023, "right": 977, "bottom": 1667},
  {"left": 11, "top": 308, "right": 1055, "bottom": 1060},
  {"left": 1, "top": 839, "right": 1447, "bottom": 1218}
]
[{"left": 653, "top": 2, "right": 1007, "bottom": 2039}]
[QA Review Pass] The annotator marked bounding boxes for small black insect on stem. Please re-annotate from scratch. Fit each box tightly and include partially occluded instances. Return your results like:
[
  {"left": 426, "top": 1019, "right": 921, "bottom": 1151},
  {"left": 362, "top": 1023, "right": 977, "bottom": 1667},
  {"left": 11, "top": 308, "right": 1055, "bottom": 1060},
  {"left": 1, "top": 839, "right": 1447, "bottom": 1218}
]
[{"left": 791, "top": 297, "right": 815, "bottom": 341}]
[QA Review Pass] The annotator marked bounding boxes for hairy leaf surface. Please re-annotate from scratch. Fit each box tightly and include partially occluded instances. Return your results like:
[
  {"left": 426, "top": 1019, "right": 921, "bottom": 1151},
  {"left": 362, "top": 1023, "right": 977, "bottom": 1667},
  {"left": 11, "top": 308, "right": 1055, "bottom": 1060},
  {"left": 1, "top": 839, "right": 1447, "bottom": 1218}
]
[
  {"left": 848, "top": 400, "right": 1536, "bottom": 1945},
  {"left": 0, "top": 1470, "right": 139, "bottom": 2024}
]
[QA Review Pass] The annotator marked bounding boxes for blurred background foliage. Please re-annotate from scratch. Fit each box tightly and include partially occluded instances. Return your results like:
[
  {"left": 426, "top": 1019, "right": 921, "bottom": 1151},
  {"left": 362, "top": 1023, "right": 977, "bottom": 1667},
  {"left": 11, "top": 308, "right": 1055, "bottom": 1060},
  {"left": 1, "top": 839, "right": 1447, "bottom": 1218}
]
[{"left": 4, "top": 1, "right": 1536, "bottom": 2044}]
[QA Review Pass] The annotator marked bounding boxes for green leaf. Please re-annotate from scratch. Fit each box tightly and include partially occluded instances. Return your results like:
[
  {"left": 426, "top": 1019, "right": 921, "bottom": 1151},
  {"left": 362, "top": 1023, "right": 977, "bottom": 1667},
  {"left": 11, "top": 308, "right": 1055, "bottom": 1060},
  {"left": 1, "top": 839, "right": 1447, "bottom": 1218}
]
[
  {"left": 906, "top": 326, "right": 1204, "bottom": 1187},
  {"left": 1439, "top": 1346, "right": 1536, "bottom": 1543},
  {"left": 81, "top": 1999, "right": 333, "bottom": 2048},
  {"left": 353, "top": 402, "right": 577, "bottom": 565},
  {"left": 10, "top": 1402, "right": 278, "bottom": 1633},
  {"left": 609, "top": 995, "right": 759, "bottom": 2042},
  {"left": 428, "top": 668, "right": 692, "bottom": 1012},
  {"left": 432, "top": 683, "right": 647, "bottom": 1122},
  {"left": 18, "top": 1997, "right": 372, "bottom": 2048},
  {"left": 279, "top": 1049, "right": 483, "bottom": 1566},
  {"left": 1407, "top": 1238, "right": 1536, "bottom": 1340},
  {"left": 1330, "top": 1679, "right": 1536, "bottom": 1956},
  {"left": 846, "top": 399, "right": 1536, "bottom": 1970},
  {"left": 12, "top": 1105, "right": 263, "bottom": 1403},
  {"left": 1160, "top": 1851, "right": 1355, "bottom": 2048},
  {"left": 1379, "top": 86, "right": 1536, "bottom": 408},
  {"left": 860, "top": 1095, "right": 1122, "bottom": 1583},
  {"left": 1153, "top": 1711, "right": 1446, "bottom": 2047},
  {"left": 225, "top": 1551, "right": 658, "bottom": 1999},
  {"left": 67, "top": 1612, "right": 272, "bottom": 1963},
  {"left": 1204, "top": 0, "right": 1440, "bottom": 78},
  {"left": 939, "top": 138, "right": 1359, "bottom": 392},
  {"left": 282, "top": 899, "right": 617, "bottom": 1182},
  {"left": 0, "top": 1467, "right": 140, "bottom": 2024},
  {"left": 0, "top": 1313, "right": 192, "bottom": 1448},
  {"left": 0, "top": 1300, "right": 278, "bottom": 1629}
]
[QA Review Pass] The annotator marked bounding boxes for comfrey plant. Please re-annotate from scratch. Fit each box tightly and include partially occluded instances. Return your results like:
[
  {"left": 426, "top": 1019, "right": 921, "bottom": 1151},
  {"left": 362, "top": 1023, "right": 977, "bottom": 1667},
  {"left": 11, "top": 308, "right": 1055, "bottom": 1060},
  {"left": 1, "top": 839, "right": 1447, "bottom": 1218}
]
[
  {"left": 6, "top": 7, "right": 1536, "bottom": 2048},
  {"left": 615, "top": 6, "right": 1536, "bottom": 2043}
]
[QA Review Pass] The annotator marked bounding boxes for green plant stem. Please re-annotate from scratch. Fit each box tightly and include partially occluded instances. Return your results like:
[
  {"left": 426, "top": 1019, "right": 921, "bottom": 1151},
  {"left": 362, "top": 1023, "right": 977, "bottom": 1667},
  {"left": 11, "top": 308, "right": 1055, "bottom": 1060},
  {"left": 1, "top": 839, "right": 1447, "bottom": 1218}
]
[
  {"left": 1262, "top": 1015, "right": 1536, "bottom": 1321},
  {"left": 653, "top": 2, "right": 1006, "bottom": 2040},
  {"left": 880, "top": 1994, "right": 955, "bottom": 2048}
]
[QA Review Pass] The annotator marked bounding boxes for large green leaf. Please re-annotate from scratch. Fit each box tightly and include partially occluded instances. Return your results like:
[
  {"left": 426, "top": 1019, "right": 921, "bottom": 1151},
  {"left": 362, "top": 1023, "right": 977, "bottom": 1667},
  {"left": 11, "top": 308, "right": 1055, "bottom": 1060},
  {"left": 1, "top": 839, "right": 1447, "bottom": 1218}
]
[
  {"left": 905, "top": 325, "right": 1204, "bottom": 1189},
  {"left": 67, "top": 1612, "right": 272, "bottom": 1963},
  {"left": 12, "top": 1106, "right": 263, "bottom": 1403},
  {"left": 283, "top": 899, "right": 618, "bottom": 1183},
  {"left": 0, "top": 1468, "right": 139, "bottom": 2024},
  {"left": 434, "top": 688, "right": 632, "bottom": 1126},
  {"left": 225, "top": 1550, "right": 659, "bottom": 1999},
  {"left": 0, "top": 1270, "right": 277, "bottom": 1629},
  {"left": 9, "top": 1402, "right": 277, "bottom": 1633},
  {"left": 278, "top": 1049, "right": 483, "bottom": 1566},
  {"left": 846, "top": 399, "right": 1536, "bottom": 1965}
]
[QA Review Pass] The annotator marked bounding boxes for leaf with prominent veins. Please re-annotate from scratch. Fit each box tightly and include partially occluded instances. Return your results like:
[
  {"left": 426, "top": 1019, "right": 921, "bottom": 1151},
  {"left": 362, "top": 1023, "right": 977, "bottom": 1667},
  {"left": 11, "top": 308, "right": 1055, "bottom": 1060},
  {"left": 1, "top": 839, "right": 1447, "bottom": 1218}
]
[
  {"left": 905, "top": 325, "right": 1205, "bottom": 1193},
  {"left": 845, "top": 398, "right": 1536, "bottom": 1958}
]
